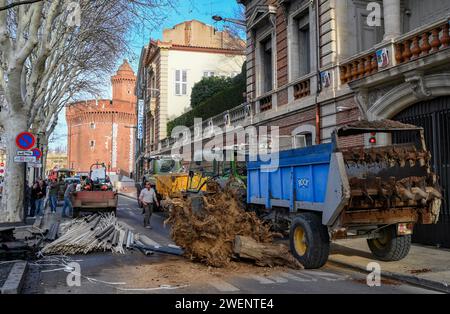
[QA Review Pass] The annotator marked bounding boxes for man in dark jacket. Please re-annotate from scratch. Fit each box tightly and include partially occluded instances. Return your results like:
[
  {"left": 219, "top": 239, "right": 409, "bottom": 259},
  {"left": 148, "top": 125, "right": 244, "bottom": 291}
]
[{"left": 34, "top": 181, "right": 45, "bottom": 216}]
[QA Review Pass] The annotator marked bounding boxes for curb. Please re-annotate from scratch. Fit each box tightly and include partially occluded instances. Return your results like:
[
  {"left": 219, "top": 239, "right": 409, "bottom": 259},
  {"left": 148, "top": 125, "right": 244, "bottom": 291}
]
[
  {"left": 328, "top": 257, "right": 450, "bottom": 293},
  {"left": 1, "top": 262, "right": 28, "bottom": 294}
]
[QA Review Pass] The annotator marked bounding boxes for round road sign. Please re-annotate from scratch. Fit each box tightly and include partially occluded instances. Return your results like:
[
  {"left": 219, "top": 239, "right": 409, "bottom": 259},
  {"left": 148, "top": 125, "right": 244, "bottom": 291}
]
[
  {"left": 32, "top": 148, "right": 42, "bottom": 159},
  {"left": 15, "top": 132, "right": 36, "bottom": 150}
]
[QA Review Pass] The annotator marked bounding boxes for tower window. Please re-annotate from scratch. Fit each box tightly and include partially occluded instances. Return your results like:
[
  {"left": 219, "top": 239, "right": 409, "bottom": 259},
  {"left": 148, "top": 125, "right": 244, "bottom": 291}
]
[
  {"left": 90, "top": 140, "right": 95, "bottom": 148},
  {"left": 90, "top": 122, "right": 96, "bottom": 129}
]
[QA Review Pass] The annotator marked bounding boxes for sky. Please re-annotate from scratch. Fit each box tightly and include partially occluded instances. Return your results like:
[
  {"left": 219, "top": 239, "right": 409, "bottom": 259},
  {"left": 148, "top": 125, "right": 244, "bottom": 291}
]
[{"left": 49, "top": 0, "right": 243, "bottom": 150}]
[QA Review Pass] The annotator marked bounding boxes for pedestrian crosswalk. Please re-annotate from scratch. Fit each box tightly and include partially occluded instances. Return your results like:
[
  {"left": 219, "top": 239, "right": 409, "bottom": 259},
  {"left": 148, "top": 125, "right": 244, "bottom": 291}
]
[
  {"left": 205, "top": 270, "right": 349, "bottom": 292},
  {"left": 208, "top": 280, "right": 241, "bottom": 292}
]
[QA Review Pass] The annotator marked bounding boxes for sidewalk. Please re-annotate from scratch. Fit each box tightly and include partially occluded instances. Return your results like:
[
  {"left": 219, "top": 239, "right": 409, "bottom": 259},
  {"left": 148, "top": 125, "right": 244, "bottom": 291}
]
[{"left": 329, "top": 238, "right": 450, "bottom": 293}]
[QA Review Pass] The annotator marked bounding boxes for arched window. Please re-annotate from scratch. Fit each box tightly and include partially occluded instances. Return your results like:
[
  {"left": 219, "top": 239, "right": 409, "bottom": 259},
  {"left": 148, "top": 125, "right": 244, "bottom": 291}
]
[{"left": 291, "top": 125, "right": 315, "bottom": 148}]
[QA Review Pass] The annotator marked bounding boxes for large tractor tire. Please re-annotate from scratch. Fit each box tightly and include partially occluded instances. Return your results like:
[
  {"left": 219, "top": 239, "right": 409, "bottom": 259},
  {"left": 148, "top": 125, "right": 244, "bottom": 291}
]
[
  {"left": 289, "top": 213, "right": 330, "bottom": 269},
  {"left": 367, "top": 225, "right": 411, "bottom": 261}
]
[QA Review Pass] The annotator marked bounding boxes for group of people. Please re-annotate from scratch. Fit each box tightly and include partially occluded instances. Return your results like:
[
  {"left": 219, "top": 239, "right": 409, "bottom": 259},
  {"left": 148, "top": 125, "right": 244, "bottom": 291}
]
[
  {"left": 25, "top": 179, "right": 47, "bottom": 217},
  {"left": 24, "top": 178, "right": 75, "bottom": 218}
]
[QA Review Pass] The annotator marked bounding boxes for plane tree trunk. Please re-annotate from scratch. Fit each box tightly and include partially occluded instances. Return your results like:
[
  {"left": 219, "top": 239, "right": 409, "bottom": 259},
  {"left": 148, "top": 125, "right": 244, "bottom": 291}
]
[{"left": 0, "top": 108, "right": 28, "bottom": 223}]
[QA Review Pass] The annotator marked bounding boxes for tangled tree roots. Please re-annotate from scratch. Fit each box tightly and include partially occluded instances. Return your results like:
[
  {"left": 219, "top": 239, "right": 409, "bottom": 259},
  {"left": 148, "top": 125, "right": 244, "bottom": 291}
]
[{"left": 166, "top": 183, "right": 302, "bottom": 269}]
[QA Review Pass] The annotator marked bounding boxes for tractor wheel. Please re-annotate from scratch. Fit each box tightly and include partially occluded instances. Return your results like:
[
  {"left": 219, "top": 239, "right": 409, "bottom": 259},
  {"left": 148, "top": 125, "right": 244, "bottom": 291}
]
[
  {"left": 289, "top": 213, "right": 330, "bottom": 269},
  {"left": 367, "top": 225, "right": 411, "bottom": 261}
]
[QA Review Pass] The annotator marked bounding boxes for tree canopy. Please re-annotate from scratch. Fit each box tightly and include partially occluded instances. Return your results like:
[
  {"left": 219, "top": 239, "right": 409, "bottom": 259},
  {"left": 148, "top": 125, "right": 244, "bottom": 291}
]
[{"left": 190, "top": 76, "right": 233, "bottom": 109}]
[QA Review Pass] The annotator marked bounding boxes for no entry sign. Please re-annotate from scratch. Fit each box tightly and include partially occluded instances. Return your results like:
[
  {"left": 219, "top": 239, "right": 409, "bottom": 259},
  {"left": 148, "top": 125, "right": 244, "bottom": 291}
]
[
  {"left": 32, "top": 148, "right": 42, "bottom": 159},
  {"left": 15, "top": 132, "right": 36, "bottom": 150}
]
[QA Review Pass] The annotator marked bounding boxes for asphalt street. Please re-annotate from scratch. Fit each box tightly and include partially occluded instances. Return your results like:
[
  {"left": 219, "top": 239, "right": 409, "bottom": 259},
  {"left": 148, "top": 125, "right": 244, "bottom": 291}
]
[{"left": 21, "top": 195, "right": 441, "bottom": 294}]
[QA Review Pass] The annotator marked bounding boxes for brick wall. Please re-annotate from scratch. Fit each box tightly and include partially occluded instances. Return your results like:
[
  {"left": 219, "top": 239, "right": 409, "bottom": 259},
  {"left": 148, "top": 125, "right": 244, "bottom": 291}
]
[{"left": 259, "top": 107, "right": 316, "bottom": 136}]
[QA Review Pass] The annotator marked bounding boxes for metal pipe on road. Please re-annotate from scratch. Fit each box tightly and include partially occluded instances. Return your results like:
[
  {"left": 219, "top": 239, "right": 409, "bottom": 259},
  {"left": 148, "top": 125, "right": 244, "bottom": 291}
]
[
  {"left": 123, "top": 230, "right": 129, "bottom": 247},
  {"left": 112, "top": 230, "right": 120, "bottom": 246},
  {"left": 90, "top": 216, "right": 101, "bottom": 231},
  {"left": 96, "top": 225, "right": 115, "bottom": 241}
]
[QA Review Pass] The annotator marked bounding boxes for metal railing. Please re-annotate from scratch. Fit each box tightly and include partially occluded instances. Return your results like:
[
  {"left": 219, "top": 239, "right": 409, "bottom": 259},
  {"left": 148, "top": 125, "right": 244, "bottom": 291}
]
[{"left": 159, "top": 102, "right": 250, "bottom": 150}]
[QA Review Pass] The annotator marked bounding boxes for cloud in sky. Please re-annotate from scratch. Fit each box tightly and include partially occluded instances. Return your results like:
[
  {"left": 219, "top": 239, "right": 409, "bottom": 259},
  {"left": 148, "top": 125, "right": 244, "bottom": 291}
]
[{"left": 50, "top": 0, "right": 244, "bottom": 150}]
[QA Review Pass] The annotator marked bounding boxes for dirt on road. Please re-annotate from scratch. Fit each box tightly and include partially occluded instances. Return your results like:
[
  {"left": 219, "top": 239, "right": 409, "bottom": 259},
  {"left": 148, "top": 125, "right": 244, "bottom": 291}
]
[{"left": 116, "top": 258, "right": 290, "bottom": 289}]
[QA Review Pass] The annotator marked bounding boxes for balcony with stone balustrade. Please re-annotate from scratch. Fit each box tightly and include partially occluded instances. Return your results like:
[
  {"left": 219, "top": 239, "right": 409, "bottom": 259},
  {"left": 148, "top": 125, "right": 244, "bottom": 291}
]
[{"left": 340, "top": 17, "right": 450, "bottom": 86}]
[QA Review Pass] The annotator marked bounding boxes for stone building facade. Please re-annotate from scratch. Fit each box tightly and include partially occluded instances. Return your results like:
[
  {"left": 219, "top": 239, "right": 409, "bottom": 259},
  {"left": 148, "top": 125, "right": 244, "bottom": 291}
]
[
  {"left": 45, "top": 152, "right": 68, "bottom": 172},
  {"left": 66, "top": 60, "right": 137, "bottom": 176}
]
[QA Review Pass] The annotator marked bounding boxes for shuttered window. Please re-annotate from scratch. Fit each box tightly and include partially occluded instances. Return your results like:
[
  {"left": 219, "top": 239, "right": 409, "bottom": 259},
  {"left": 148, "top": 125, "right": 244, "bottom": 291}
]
[{"left": 175, "top": 70, "right": 187, "bottom": 95}]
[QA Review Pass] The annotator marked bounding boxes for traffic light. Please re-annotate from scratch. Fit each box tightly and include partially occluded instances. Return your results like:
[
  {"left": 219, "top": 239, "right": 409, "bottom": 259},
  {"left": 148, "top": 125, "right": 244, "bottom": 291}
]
[{"left": 369, "top": 132, "right": 377, "bottom": 145}]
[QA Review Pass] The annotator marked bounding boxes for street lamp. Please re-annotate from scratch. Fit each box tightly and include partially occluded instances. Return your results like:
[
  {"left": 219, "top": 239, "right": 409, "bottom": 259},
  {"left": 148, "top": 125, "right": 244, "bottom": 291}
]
[{"left": 212, "top": 15, "right": 246, "bottom": 27}]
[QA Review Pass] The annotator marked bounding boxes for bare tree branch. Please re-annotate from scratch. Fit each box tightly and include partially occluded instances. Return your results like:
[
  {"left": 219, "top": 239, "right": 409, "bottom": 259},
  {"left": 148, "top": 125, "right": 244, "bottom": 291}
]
[{"left": 0, "top": 0, "right": 43, "bottom": 12}]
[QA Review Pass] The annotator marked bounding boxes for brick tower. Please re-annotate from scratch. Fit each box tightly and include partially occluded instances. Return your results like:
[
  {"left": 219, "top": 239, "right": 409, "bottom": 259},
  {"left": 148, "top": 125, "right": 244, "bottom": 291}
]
[{"left": 66, "top": 60, "right": 137, "bottom": 177}]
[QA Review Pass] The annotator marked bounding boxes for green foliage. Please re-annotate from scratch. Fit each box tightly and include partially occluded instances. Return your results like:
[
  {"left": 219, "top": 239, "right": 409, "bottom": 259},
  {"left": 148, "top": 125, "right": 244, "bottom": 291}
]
[
  {"left": 190, "top": 76, "right": 233, "bottom": 109},
  {"left": 167, "top": 62, "right": 247, "bottom": 136}
]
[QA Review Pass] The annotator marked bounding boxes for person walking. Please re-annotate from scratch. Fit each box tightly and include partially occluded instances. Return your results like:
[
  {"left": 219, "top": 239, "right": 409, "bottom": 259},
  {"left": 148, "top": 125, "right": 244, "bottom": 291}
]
[
  {"left": 30, "top": 182, "right": 38, "bottom": 217},
  {"left": 33, "top": 181, "right": 45, "bottom": 216},
  {"left": 48, "top": 179, "right": 58, "bottom": 214},
  {"left": 24, "top": 181, "right": 31, "bottom": 217},
  {"left": 62, "top": 182, "right": 76, "bottom": 218},
  {"left": 139, "top": 181, "right": 159, "bottom": 229}
]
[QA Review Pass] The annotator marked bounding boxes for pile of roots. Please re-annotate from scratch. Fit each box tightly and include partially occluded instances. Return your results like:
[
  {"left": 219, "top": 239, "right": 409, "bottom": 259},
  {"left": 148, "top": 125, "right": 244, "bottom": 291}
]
[{"left": 166, "top": 182, "right": 302, "bottom": 269}]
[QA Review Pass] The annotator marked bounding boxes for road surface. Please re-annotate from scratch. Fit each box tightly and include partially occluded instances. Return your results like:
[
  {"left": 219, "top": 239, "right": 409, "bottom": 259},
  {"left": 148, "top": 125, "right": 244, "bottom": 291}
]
[{"left": 21, "top": 195, "right": 441, "bottom": 294}]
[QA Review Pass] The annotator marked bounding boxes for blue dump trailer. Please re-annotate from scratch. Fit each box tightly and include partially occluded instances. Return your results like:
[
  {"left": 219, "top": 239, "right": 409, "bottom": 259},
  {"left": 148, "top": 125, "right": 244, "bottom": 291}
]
[{"left": 246, "top": 120, "right": 442, "bottom": 268}]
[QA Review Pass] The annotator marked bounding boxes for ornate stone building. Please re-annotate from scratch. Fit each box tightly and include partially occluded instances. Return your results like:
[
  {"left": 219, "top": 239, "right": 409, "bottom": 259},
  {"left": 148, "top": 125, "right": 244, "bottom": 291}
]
[
  {"left": 45, "top": 150, "right": 68, "bottom": 173},
  {"left": 66, "top": 60, "right": 137, "bottom": 176}
]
